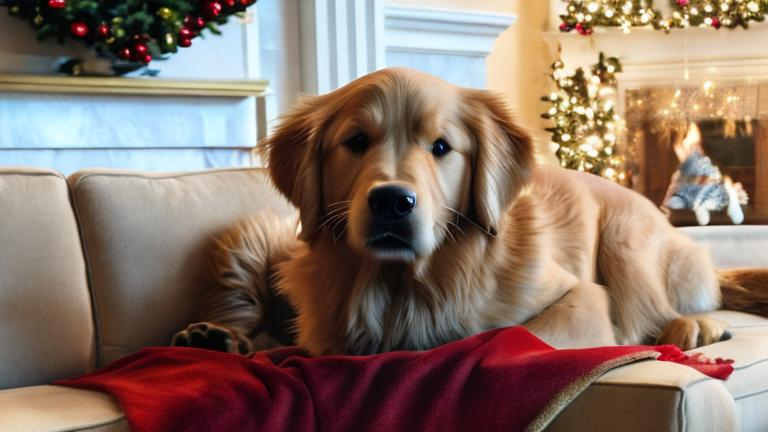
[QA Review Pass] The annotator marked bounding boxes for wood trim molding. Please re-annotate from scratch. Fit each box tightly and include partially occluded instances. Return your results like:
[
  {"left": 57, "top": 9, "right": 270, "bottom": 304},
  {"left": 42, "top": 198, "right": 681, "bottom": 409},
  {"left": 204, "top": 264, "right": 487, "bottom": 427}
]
[
  {"left": 299, "top": 0, "right": 385, "bottom": 94},
  {"left": 0, "top": 74, "right": 268, "bottom": 97},
  {"left": 385, "top": 5, "right": 517, "bottom": 57}
]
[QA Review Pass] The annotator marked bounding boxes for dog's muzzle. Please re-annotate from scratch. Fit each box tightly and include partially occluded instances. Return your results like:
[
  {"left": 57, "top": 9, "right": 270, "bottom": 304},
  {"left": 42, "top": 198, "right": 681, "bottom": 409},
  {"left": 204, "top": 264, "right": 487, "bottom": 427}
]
[{"left": 365, "top": 185, "right": 417, "bottom": 258}]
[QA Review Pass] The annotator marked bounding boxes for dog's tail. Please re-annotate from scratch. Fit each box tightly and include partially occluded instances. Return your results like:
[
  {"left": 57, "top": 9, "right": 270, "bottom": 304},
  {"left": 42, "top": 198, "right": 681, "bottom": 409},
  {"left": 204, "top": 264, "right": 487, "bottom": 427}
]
[{"left": 718, "top": 268, "right": 768, "bottom": 317}]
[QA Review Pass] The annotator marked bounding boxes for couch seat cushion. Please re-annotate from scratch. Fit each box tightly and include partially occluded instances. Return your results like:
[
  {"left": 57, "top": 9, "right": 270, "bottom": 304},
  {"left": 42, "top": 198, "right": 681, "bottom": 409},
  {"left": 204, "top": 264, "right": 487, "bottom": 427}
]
[
  {"left": 0, "top": 385, "right": 127, "bottom": 432},
  {"left": 548, "top": 310, "right": 768, "bottom": 431}
]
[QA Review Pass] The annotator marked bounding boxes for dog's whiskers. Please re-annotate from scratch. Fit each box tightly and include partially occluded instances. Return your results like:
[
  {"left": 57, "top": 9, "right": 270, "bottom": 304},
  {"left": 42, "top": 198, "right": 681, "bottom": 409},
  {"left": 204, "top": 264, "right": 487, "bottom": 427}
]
[
  {"left": 317, "top": 202, "right": 352, "bottom": 232},
  {"left": 442, "top": 206, "right": 497, "bottom": 238}
]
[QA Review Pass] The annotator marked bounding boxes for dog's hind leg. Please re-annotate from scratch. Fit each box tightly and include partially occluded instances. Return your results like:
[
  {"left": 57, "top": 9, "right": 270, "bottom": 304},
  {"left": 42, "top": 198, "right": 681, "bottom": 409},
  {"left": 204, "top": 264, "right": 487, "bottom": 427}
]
[
  {"left": 653, "top": 234, "right": 729, "bottom": 350},
  {"left": 172, "top": 211, "right": 299, "bottom": 354},
  {"left": 524, "top": 281, "right": 616, "bottom": 349},
  {"left": 597, "top": 225, "right": 684, "bottom": 346}
]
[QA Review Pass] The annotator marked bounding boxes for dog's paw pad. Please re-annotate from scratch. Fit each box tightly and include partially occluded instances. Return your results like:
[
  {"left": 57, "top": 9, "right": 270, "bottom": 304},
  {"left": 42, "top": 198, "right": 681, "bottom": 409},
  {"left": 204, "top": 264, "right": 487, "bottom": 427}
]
[{"left": 171, "top": 322, "right": 251, "bottom": 354}]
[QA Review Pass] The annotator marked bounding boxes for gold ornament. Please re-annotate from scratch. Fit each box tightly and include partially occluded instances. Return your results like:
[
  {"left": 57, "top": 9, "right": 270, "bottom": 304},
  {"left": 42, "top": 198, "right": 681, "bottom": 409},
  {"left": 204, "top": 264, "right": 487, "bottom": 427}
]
[
  {"left": 114, "top": 28, "right": 126, "bottom": 38},
  {"left": 33, "top": 15, "right": 44, "bottom": 26},
  {"left": 105, "top": 37, "right": 116, "bottom": 45},
  {"left": 157, "top": 7, "right": 173, "bottom": 20},
  {"left": 111, "top": 17, "right": 123, "bottom": 26},
  {"left": 164, "top": 33, "right": 174, "bottom": 46}
]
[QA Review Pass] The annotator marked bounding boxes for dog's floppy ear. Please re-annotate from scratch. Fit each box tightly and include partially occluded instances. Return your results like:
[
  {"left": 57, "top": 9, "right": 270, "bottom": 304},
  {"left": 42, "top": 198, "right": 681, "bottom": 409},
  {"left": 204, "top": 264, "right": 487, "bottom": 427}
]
[
  {"left": 463, "top": 90, "right": 535, "bottom": 235},
  {"left": 260, "top": 96, "right": 325, "bottom": 242}
]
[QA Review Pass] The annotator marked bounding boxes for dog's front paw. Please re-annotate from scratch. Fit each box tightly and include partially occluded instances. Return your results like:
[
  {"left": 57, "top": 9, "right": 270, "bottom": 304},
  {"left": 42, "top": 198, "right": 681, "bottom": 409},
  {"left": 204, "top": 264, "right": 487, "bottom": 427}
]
[
  {"left": 656, "top": 316, "right": 731, "bottom": 351},
  {"left": 171, "top": 322, "right": 252, "bottom": 355}
]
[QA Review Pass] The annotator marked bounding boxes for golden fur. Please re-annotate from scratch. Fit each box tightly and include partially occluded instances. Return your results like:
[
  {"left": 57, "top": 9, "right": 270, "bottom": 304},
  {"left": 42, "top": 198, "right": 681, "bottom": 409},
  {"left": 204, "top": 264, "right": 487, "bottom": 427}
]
[{"left": 175, "top": 68, "right": 767, "bottom": 355}]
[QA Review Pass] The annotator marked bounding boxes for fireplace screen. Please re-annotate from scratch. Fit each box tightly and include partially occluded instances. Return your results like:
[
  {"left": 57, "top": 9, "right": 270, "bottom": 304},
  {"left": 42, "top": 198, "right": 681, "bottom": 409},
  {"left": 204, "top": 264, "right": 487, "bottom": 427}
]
[{"left": 624, "top": 82, "right": 767, "bottom": 226}]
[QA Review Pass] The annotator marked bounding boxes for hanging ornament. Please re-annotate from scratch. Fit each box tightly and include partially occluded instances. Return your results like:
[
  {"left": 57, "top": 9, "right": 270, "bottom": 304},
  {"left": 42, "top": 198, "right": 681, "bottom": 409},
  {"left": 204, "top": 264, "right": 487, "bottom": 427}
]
[
  {"left": 203, "top": 2, "right": 223, "bottom": 18},
  {"left": 33, "top": 15, "right": 44, "bottom": 26},
  {"left": 179, "top": 27, "right": 194, "bottom": 39},
  {"left": 157, "top": 7, "right": 173, "bottom": 20},
  {"left": 134, "top": 43, "right": 148, "bottom": 56},
  {"left": 97, "top": 23, "right": 110, "bottom": 37},
  {"left": 70, "top": 22, "right": 89, "bottom": 38},
  {"left": 47, "top": 0, "right": 65, "bottom": 9}
]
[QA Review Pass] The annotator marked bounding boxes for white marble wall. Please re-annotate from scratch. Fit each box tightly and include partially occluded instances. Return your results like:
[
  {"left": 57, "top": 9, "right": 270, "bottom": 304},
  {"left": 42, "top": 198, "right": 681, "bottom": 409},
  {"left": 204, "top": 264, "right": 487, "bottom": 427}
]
[{"left": 0, "top": 9, "right": 262, "bottom": 174}]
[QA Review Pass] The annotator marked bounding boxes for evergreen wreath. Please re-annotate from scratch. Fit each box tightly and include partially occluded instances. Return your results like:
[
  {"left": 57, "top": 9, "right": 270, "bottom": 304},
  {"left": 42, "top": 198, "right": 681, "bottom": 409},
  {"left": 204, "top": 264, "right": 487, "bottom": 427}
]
[
  {"left": 559, "top": 0, "right": 768, "bottom": 34},
  {"left": 1, "top": 0, "right": 258, "bottom": 74}
]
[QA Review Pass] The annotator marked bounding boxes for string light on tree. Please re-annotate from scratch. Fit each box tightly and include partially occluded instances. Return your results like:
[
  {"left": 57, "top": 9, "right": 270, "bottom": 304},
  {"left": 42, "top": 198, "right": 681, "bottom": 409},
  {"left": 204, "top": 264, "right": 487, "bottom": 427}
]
[{"left": 541, "top": 53, "right": 629, "bottom": 184}]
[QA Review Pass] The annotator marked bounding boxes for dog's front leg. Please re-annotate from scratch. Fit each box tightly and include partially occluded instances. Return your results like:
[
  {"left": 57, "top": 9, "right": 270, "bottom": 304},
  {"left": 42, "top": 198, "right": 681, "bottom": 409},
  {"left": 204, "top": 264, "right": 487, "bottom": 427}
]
[
  {"left": 172, "top": 212, "right": 299, "bottom": 354},
  {"left": 523, "top": 281, "right": 616, "bottom": 349}
]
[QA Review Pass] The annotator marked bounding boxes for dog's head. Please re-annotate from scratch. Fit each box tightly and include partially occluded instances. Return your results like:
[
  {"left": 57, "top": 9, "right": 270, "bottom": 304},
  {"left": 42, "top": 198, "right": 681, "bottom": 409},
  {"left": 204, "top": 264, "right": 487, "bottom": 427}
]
[{"left": 262, "top": 68, "right": 534, "bottom": 262}]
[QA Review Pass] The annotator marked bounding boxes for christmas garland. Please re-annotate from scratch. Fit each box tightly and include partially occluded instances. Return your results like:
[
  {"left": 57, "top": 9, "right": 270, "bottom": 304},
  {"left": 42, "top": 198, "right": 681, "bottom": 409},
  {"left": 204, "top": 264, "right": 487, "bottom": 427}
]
[
  {"left": 560, "top": 0, "right": 768, "bottom": 34},
  {"left": 1, "top": 0, "right": 257, "bottom": 74},
  {"left": 541, "top": 53, "right": 629, "bottom": 184}
]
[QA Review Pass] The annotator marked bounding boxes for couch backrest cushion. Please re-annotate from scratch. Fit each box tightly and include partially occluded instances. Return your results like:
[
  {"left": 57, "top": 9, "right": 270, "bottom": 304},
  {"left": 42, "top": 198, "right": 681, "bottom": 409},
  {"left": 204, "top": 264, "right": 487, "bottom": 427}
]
[
  {"left": 0, "top": 168, "right": 95, "bottom": 389},
  {"left": 68, "top": 168, "right": 295, "bottom": 366},
  {"left": 679, "top": 225, "right": 768, "bottom": 268}
]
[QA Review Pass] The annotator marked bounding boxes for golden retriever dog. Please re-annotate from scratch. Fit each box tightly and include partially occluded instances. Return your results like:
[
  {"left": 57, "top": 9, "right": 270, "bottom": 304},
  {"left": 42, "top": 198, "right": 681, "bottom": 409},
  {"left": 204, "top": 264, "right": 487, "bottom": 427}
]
[{"left": 173, "top": 68, "right": 768, "bottom": 356}]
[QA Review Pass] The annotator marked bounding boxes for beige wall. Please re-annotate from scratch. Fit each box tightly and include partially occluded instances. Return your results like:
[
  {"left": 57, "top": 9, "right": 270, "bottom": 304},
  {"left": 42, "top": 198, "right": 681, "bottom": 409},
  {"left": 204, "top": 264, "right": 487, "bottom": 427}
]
[{"left": 387, "top": 0, "right": 557, "bottom": 163}]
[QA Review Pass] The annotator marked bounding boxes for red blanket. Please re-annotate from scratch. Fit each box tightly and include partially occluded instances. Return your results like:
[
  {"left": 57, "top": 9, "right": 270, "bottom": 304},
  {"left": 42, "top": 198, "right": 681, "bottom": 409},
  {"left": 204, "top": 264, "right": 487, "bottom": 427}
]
[{"left": 55, "top": 327, "right": 733, "bottom": 432}]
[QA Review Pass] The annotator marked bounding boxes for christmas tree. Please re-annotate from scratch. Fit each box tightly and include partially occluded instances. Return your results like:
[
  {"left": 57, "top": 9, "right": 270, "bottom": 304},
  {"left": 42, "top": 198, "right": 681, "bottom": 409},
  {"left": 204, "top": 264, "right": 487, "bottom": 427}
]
[
  {"left": 541, "top": 53, "right": 628, "bottom": 184},
  {"left": 1, "top": 0, "right": 257, "bottom": 74}
]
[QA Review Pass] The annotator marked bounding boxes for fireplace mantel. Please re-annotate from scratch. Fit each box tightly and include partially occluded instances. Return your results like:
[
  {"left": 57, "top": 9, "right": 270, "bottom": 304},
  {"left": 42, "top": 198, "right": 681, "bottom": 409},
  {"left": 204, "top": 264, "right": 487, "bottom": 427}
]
[
  {"left": 0, "top": 74, "right": 267, "bottom": 98},
  {"left": 0, "top": 75, "right": 269, "bottom": 174}
]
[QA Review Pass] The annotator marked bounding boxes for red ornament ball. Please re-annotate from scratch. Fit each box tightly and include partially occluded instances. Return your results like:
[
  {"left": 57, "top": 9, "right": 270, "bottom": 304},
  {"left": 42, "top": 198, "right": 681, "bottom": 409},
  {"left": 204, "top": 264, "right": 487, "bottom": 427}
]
[
  {"left": 119, "top": 48, "right": 132, "bottom": 59},
  {"left": 711, "top": 17, "right": 721, "bottom": 29},
  {"left": 48, "top": 0, "right": 65, "bottom": 9},
  {"left": 226, "top": 0, "right": 236, "bottom": 6},
  {"left": 179, "top": 27, "right": 193, "bottom": 39},
  {"left": 70, "top": 22, "right": 89, "bottom": 38},
  {"left": 97, "top": 24, "right": 110, "bottom": 37},
  {"left": 179, "top": 38, "right": 192, "bottom": 48},
  {"left": 559, "top": 22, "right": 571, "bottom": 32},
  {"left": 203, "top": 1, "right": 223, "bottom": 18},
  {"left": 183, "top": 16, "right": 206, "bottom": 29},
  {"left": 142, "top": 54, "right": 152, "bottom": 64},
  {"left": 677, "top": 0, "right": 689, "bottom": 6},
  {"left": 134, "top": 43, "right": 148, "bottom": 55}
]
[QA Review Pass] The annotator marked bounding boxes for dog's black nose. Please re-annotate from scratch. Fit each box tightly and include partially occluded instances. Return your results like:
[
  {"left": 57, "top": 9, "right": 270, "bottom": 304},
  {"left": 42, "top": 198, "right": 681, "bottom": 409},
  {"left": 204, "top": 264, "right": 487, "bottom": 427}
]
[{"left": 368, "top": 185, "right": 417, "bottom": 220}]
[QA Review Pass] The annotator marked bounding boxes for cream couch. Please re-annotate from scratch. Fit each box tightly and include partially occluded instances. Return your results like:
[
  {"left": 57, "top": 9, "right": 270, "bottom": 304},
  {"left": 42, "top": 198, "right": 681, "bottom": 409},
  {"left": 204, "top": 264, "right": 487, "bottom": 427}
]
[{"left": 0, "top": 166, "right": 767, "bottom": 432}]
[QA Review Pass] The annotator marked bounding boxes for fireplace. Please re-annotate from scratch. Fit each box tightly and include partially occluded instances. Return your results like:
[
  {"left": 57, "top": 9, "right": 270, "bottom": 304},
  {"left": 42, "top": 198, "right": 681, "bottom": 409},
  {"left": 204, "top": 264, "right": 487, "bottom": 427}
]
[{"left": 624, "top": 82, "right": 768, "bottom": 226}]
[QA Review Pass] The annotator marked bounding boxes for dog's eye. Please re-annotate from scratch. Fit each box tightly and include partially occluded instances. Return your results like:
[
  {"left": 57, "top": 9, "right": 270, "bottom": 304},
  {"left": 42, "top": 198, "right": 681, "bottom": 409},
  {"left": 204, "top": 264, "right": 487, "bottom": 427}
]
[
  {"left": 343, "top": 133, "right": 369, "bottom": 155},
  {"left": 431, "top": 139, "right": 451, "bottom": 158}
]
